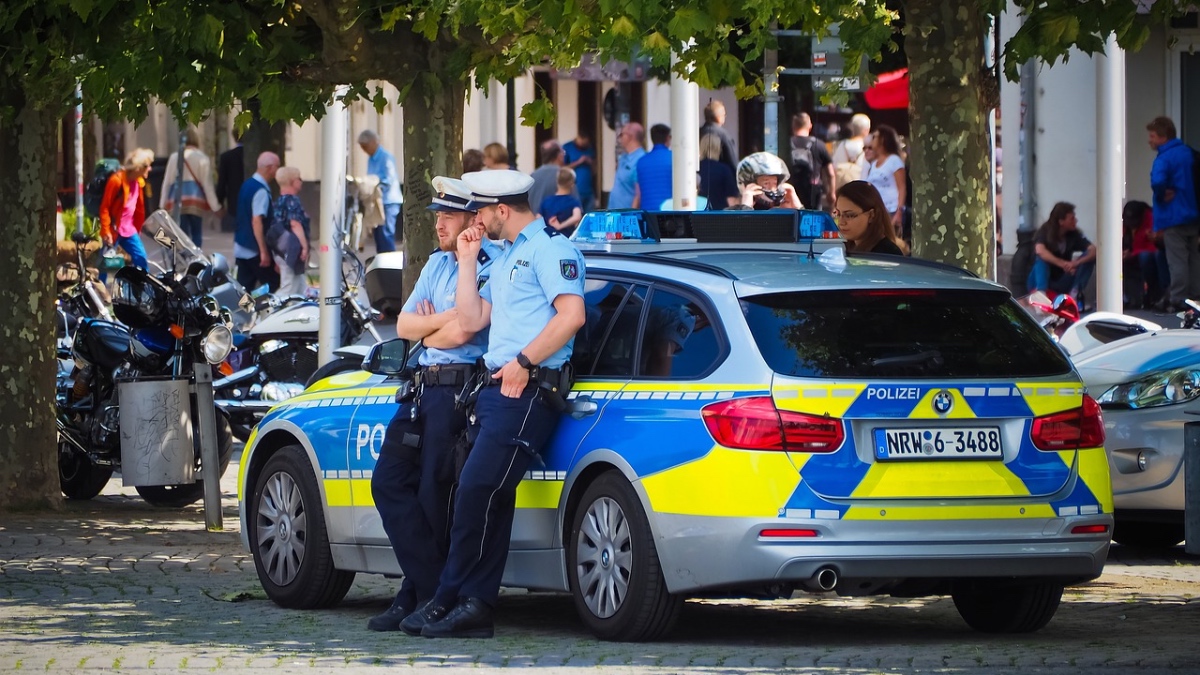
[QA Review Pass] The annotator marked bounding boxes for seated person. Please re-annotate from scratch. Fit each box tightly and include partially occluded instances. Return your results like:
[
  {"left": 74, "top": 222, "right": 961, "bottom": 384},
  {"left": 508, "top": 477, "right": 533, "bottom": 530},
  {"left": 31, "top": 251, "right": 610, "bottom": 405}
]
[
  {"left": 641, "top": 304, "right": 698, "bottom": 377},
  {"left": 1026, "top": 201, "right": 1096, "bottom": 308}
]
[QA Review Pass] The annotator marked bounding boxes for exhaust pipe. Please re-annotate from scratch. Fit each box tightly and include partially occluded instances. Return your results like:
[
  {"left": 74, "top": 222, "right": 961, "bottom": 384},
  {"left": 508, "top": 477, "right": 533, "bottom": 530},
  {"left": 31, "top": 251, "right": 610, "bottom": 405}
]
[{"left": 801, "top": 566, "right": 838, "bottom": 593}]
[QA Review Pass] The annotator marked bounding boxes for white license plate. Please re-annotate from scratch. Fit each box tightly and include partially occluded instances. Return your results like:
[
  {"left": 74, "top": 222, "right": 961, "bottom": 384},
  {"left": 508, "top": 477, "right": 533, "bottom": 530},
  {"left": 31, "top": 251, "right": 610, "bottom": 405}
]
[{"left": 873, "top": 427, "right": 1003, "bottom": 460}]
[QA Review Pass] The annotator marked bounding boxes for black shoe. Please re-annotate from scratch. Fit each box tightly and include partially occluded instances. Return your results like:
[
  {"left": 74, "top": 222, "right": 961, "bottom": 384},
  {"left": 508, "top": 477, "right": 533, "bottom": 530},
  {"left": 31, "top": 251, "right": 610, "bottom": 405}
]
[
  {"left": 421, "top": 597, "right": 494, "bottom": 639},
  {"left": 367, "top": 594, "right": 414, "bottom": 632},
  {"left": 400, "top": 599, "right": 452, "bottom": 636}
]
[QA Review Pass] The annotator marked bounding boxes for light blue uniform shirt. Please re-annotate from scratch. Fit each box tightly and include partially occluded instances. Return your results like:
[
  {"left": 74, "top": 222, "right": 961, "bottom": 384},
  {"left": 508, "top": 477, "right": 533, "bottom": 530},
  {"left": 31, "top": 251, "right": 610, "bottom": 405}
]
[
  {"left": 480, "top": 219, "right": 586, "bottom": 369},
  {"left": 403, "top": 239, "right": 502, "bottom": 366},
  {"left": 367, "top": 147, "right": 403, "bottom": 206}
]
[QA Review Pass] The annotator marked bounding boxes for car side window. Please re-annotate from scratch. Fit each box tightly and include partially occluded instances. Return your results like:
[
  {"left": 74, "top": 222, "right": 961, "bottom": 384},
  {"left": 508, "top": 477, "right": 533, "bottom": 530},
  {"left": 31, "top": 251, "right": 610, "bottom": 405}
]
[
  {"left": 639, "top": 288, "right": 719, "bottom": 379},
  {"left": 572, "top": 280, "right": 644, "bottom": 378}
]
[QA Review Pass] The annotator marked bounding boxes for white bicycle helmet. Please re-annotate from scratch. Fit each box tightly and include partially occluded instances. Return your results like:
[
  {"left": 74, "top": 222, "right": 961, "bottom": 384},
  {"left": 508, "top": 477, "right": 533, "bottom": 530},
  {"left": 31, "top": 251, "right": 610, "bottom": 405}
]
[{"left": 736, "top": 152, "right": 790, "bottom": 187}]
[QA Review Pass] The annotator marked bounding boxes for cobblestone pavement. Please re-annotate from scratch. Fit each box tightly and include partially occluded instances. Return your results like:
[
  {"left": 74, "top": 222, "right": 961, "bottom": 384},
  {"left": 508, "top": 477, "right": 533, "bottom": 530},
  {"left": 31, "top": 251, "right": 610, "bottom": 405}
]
[{"left": 2, "top": 451, "right": 1198, "bottom": 674}]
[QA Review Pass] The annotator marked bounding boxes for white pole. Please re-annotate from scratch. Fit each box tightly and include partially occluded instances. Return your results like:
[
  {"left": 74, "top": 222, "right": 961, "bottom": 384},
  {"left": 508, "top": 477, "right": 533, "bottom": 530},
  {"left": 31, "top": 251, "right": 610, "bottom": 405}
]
[
  {"left": 670, "top": 53, "right": 699, "bottom": 210},
  {"left": 74, "top": 82, "right": 84, "bottom": 234},
  {"left": 1096, "top": 36, "right": 1125, "bottom": 314},
  {"left": 318, "top": 86, "right": 349, "bottom": 366},
  {"left": 763, "top": 47, "right": 779, "bottom": 157}
]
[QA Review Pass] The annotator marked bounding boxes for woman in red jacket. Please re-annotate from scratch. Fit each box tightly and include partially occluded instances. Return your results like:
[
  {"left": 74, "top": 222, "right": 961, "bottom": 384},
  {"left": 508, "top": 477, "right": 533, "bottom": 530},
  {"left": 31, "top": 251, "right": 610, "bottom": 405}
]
[{"left": 98, "top": 148, "right": 155, "bottom": 270}]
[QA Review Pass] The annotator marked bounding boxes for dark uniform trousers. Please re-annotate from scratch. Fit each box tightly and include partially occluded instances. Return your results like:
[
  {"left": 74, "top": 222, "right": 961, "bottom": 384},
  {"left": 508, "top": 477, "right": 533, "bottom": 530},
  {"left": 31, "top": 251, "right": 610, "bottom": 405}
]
[
  {"left": 371, "top": 385, "right": 466, "bottom": 607},
  {"left": 432, "top": 383, "right": 562, "bottom": 608}
]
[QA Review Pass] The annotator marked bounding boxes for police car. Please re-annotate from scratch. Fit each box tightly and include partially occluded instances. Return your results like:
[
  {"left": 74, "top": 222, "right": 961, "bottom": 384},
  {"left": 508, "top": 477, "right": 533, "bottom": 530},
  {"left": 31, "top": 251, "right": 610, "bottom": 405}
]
[{"left": 237, "top": 209, "right": 1112, "bottom": 641}]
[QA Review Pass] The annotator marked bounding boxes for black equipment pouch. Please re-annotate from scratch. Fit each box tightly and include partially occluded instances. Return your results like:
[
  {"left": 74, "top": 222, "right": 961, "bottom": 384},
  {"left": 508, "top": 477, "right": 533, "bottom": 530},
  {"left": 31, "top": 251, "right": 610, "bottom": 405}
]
[
  {"left": 454, "top": 360, "right": 487, "bottom": 410},
  {"left": 534, "top": 361, "right": 574, "bottom": 414},
  {"left": 394, "top": 375, "right": 417, "bottom": 403},
  {"left": 452, "top": 428, "right": 474, "bottom": 480}
]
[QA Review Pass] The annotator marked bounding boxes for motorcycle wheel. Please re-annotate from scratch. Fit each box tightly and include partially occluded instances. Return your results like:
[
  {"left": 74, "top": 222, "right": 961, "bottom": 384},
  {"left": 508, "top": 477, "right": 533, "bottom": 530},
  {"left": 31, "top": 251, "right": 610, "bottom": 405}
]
[
  {"left": 136, "top": 409, "right": 234, "bottom": 508},
  {"left": 59, "top": 442, "right": 114, "bottom": 500},
  {"left": 304, "top": 356, "right": 361, "bottom": 389},
  {"left": 231, "top": 422, "right": 255, "bottom": 443}
]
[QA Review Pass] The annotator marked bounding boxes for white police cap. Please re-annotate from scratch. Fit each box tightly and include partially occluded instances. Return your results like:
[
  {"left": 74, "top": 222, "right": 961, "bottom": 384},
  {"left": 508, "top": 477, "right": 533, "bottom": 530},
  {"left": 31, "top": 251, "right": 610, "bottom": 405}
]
[
  {"left": 427, "top": 176, "right": 475, "bottom": 213},
  {"left": 461, "top": 170, "right": 535, "bottom": 209}
]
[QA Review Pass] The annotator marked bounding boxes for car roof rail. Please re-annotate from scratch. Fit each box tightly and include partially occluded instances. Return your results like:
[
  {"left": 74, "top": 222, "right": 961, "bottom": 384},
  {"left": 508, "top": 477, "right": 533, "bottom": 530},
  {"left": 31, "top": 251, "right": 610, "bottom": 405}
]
[{"left": 580, "top": 250, "right": 739, "bottom": 279}]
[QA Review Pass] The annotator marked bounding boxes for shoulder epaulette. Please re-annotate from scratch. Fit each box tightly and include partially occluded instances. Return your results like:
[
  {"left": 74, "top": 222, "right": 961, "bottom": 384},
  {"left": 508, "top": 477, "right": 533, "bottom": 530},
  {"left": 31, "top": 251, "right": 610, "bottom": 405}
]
[
  {"left": 543, "top": 225, "right": 561, "bottom": 237},
  {"left": 477, "top": 248, "right": 491, "bottom": 265}
]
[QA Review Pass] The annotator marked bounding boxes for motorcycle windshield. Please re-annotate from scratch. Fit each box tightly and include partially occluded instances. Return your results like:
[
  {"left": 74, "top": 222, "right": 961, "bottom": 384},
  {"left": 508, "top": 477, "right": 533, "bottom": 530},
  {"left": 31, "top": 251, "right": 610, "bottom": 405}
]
[{"left": 142, "top": 210, "right": 209, "bottom": 273}]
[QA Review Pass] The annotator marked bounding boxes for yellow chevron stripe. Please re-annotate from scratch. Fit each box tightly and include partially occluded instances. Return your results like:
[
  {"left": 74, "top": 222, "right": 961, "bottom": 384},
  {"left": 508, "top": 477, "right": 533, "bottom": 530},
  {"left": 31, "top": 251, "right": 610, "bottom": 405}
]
[
  {"left": 851, "top": 461, "right": 1032, "bottom": 499},
  {"left": 1076, "top": 447, "right": 1114, "bottom": 512},
  {"left": 773, "top": 383, "right": 868, "bottom": 418},
  {"left": 515, "top": 480, "right": 564, "bottom": 509},
  {"left": 325, "top": 479, "right": 353, "bottom": 507},
  {"left": 907, "top": 388, "right": 977, "bottom": 420},
  {"left": 306, "top": 371, "right": 375, "bottom": 393},
  {"left": 641, "top": 447, "right": 799, "bottom": 517},
  {"left": 1017, "top": 381, "right": 1085, "bottom": 416}
]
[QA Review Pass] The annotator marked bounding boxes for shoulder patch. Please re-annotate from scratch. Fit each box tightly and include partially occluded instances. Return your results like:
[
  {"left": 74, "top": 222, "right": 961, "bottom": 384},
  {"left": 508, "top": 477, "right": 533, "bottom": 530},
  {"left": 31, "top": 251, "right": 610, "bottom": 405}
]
[
  {"left": 559, "top": 259, "right": 579, "bottom": 280},
  {"left": 544, "top": 225, "right": 562, "bottom": 237}
]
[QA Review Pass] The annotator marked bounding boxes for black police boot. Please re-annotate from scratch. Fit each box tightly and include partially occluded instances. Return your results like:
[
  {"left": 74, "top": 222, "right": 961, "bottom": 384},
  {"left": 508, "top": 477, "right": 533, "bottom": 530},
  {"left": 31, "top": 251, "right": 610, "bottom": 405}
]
[
  {"left": 421, "top": 597, "right": 494, "bottom": 639},
  {"left": 367, "top": 593, "right": 414, "bottom": 632},
  {"left": 399, "top": 599, "right": 452, "bottom": 636}
]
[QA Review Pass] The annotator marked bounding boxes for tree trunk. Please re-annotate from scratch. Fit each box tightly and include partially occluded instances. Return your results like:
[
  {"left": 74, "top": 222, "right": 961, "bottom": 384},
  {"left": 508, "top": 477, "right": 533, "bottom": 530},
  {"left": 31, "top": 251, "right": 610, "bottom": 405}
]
[
  {"left": 905, "top": 0, "right": 994, "bottom": 278},
  {"left": 242, "top": 97, "right": 289, "bottom": 187},
  {"left": 400, "top": 81, "right": 466, "bottom": 299},
  {"left": 0, "top": 90, "right": 66, "bottom": 511}
]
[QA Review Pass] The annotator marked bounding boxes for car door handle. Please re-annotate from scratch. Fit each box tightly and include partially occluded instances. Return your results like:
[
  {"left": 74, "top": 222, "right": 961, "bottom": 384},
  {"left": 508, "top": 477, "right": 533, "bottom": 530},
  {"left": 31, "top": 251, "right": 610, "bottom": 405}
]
[{"left": 567, "top": 395, "right": 598, "bottom": 420}]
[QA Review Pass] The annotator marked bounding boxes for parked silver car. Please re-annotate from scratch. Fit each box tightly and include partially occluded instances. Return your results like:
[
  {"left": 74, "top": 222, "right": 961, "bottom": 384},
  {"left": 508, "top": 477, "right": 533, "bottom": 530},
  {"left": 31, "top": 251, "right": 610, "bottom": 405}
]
[{"left": 1075, "top": 329, "right": 1200, "bottom": 548}]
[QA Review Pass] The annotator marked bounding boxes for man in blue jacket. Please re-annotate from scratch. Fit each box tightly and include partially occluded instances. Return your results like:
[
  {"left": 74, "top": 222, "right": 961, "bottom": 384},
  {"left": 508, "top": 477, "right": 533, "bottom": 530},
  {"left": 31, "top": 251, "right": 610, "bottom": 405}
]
[{"left": 1148, "top": 116, "right": 1199, "bottom": 312}]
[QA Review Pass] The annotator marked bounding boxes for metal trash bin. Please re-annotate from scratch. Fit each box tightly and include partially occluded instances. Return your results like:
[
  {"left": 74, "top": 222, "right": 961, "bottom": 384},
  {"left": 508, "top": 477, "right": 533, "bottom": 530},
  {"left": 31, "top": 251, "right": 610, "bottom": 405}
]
[{"left": 117, "top": 376, "right": 195, "bottom": 487}]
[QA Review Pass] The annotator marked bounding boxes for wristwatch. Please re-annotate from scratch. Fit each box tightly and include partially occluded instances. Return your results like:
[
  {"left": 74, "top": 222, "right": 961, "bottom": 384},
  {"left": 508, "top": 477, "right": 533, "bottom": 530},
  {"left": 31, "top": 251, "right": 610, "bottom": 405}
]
[{"left": 516, "top": 352, "right": 533, "bottom": 369}]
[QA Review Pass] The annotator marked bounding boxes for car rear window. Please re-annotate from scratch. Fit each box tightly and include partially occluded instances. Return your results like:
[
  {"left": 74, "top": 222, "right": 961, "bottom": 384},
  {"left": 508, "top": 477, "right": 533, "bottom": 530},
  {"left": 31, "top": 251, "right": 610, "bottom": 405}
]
[{"left": 742, "top": 288, "right": 1073, "bottom": 378}]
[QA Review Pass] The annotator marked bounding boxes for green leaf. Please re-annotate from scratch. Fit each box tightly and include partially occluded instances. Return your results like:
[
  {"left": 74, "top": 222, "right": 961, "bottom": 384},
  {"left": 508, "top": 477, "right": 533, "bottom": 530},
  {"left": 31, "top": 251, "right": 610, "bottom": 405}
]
[{"left": 521, "top": 96, "right": 555, "bottom": 129}]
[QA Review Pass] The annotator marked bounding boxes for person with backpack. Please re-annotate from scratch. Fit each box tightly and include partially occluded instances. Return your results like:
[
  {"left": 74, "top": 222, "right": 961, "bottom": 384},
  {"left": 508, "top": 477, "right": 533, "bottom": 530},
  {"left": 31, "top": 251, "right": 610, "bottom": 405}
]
[
  {"left": 97, "top": 148, "right": 155, "bottom": 271},
  {"left": 1147, "top": 115, "right": 1200, "bottom": 312},
  {"left": 787, "top": 112, "right": 835, "bottom": 211},
  {"left": 830, "top": 113, "right": 871, "bottom": 190}
]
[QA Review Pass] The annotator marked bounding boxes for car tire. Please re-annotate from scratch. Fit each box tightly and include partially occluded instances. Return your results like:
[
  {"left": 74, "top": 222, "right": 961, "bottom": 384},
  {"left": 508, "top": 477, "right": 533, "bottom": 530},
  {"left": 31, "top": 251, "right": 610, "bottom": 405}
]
[
  {"left": 1112, "top": 521, "right": 1184, "bottom": 549},
  {"left": 304, "top": 356, "right": 360, "bottom": 389},
  {"left": 136, "top": 409, "right": 234, "bottom": 508},
  {"left": 59, "top": 443, "right": 114, "bottom": 500},
  {"left": 567, "top": 471, "right": 682, "bottom": 642},
  {"left": 249, "top": 443, "right": 354, "bottom": 609},
  {"left": 952, "top": 580, "right": 1063, "bottom": 633}
]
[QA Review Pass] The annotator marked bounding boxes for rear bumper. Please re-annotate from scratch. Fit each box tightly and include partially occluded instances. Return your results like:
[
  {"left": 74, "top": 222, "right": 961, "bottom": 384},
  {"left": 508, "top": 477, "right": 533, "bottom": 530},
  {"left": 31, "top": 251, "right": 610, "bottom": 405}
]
[{"left": 652, "top": 514, "right": 1112, "bottom": 594}]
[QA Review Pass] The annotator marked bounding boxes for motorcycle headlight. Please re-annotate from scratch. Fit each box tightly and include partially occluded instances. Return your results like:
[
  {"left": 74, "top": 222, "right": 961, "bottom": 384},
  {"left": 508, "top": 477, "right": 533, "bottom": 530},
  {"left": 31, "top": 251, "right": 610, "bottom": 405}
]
[
  {"left": 1097, "top": 366, "right": 1200, "bottom": 409},
  {"left": 201, "top": 324, "right": 234, "bottom": 364}
]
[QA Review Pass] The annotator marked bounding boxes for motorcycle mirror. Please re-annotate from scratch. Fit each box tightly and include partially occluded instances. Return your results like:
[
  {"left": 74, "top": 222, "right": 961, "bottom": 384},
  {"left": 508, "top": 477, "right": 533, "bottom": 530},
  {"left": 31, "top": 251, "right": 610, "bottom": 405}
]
[{"left": 363, "top": 338, "right": 412, "bottom": 377}]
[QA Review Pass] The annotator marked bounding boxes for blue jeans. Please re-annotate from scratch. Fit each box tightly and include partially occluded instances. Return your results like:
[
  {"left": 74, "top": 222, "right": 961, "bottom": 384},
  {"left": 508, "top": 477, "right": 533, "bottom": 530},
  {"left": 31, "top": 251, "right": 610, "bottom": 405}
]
[
  {"left": 117, "top": 232, "right": 148, "bottom": 270},
  {"left": 1138, "top": 250, "right": 1168, "bottom": 301},
  {"left": 375, "top": 203, "right": 400, "bottom": 253},
  {"left": 1027, "top": 257, "right": 1094, "bottom": 297},
  {"left": 179, "top": 213, "right": 203, "bottom": 247}
]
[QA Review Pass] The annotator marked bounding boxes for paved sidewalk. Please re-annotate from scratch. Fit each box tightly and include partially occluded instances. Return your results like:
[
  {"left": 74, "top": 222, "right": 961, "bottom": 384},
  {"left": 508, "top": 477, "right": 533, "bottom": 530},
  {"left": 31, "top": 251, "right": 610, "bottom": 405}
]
[{"left": 2, "top": 450, "right": 1198, "bottom": 674}]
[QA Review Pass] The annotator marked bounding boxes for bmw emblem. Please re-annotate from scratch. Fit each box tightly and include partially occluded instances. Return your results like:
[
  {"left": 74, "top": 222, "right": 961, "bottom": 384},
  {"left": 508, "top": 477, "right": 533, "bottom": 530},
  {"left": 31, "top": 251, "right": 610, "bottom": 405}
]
[{"left": 932, "top": 390, "right": 954, "bottom": 415}]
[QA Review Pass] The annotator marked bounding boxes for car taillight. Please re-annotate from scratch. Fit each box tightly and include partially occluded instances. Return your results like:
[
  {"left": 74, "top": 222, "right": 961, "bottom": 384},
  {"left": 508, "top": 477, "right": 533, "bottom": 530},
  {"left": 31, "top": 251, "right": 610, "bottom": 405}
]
[
  {"left": 701, "top": 396, "right": 844, "bottom": 453},
  {"left": 1030, "top": 395, "right": 1105, "bottom": 450}
]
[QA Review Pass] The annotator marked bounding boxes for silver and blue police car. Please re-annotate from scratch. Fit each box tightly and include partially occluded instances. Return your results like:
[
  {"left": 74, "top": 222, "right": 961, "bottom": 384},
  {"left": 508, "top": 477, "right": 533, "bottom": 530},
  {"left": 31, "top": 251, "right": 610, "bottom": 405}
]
[{"left": 237, "top": 210, "right": 1113, "bottom": 641}]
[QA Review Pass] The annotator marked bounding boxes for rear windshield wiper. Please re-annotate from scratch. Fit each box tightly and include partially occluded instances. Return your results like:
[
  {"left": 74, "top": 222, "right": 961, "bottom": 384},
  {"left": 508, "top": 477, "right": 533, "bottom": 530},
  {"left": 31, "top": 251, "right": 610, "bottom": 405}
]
[{"left": 869, "top": 350, "right": 945, "bottom": 370}]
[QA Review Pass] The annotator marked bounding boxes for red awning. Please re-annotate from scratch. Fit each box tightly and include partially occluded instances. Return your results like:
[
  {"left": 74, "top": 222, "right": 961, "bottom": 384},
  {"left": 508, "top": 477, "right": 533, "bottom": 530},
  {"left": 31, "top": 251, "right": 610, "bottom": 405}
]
[{"left": 864, "top": 68, "right": 909, "bottom": 110}]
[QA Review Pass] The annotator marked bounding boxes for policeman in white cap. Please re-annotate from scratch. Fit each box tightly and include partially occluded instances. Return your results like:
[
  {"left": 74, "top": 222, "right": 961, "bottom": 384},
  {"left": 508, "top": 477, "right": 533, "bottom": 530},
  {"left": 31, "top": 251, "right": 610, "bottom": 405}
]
[
  {"left": 367, "top": 176, "right": 502, "bottom": 632},
  {"left": 400, "top": 170, "right": 586, "bottom": 638}
]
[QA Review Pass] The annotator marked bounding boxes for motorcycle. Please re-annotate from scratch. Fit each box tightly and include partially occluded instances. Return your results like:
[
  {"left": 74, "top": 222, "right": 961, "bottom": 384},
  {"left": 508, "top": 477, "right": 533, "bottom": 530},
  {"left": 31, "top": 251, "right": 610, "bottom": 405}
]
[
  {"left": 55, "top": 211, "right": 236, "bottom": 507},
  {"left": 1016, "top": 290, "right": 1163, "bottom": 356},
  {"left": 213, "top": 240, "right": 383, "bottom": 441}
]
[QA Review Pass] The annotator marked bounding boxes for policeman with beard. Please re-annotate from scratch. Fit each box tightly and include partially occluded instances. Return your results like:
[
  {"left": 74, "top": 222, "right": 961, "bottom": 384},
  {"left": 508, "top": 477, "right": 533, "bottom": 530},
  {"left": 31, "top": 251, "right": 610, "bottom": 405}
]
[
  {"left": 400, "top": 170, "right": 586, "bottom": 638},
  {"left": 367, "top": 176, "right": 502, "bottom": 632}
]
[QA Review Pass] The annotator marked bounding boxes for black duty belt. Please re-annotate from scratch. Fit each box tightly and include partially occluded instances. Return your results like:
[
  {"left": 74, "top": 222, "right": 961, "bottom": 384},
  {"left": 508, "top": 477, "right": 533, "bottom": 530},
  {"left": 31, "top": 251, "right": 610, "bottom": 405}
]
[
  {"left": 416, "top": 363, "right": 475, "bottom": 387},
  {"left": 483, "top": 366, "right": 566, "bottom": 391}
]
